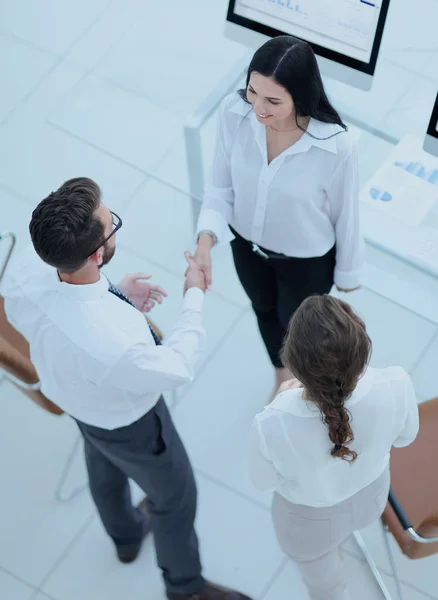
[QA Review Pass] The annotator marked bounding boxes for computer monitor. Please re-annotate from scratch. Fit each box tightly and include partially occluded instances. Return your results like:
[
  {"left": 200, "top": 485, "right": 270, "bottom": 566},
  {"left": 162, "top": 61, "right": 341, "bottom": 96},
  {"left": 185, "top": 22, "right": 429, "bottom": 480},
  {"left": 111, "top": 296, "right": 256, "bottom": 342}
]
[
  {"left": 424, "top": 93, "right": 438, "bottom": 158},
  {"left": 225, "top": 0, "right": 391, "bottom": 90}
]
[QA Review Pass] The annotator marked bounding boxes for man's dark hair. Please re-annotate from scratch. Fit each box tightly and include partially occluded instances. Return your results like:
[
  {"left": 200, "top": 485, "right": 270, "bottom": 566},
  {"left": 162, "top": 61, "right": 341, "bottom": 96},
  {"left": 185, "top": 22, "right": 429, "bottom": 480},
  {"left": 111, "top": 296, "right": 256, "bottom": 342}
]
[{"left": 30, "top": 177, "right": 104, "bottom": 273}]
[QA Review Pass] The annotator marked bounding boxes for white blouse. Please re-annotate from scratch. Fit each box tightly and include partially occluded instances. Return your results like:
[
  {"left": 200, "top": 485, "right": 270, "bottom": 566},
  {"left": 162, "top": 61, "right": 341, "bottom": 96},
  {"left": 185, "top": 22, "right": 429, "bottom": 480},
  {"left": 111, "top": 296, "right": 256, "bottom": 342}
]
[
  {"left": 197, "top": 92, "right": 365, "bottom": 290},
  {"left": 249, "top": 366, "right": 419, "bottom": 508}
]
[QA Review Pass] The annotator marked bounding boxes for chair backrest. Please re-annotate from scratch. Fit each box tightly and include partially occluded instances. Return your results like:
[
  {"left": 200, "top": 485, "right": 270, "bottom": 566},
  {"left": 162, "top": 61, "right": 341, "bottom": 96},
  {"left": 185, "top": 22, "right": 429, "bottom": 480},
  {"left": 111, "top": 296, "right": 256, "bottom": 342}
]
[
  {"left": 0, "top": 296, "right": 38, "bottom": 383},
  {"left": 0, "top": 296, "right": 63, "bottom": 416},
  {"left": 383, "top": 397, "right": 438, "bottom": 559}
]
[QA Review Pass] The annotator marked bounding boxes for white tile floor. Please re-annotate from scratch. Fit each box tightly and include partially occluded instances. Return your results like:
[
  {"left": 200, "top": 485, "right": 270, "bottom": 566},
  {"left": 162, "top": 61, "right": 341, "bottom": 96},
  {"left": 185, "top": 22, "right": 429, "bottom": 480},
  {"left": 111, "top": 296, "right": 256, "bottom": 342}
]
[{"left": 1, "top": 1, "right": 438, "bottom": 599}]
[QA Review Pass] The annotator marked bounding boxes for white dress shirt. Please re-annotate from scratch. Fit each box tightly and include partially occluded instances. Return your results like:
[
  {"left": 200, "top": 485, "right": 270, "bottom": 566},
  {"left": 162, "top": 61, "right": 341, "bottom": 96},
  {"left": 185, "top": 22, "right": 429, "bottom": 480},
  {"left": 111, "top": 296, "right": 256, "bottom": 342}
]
[
  {"left": 3, "top": 245, "right": 205, "bottom": 430},
  {"left": 197, "top": 92, "right": 364, "bottom": 290},
  {"left": 249, "top": 366, "right": 419, "bottom": 507}
]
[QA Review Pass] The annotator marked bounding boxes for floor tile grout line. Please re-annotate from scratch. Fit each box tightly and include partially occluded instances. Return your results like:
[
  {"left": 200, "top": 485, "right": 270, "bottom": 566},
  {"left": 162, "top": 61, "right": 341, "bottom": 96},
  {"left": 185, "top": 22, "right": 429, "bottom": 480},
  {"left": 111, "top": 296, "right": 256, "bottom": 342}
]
[
  {"left": 194, "top": 468, "right": 271, "bottom": 513},
  {"left": 342, "top": 547, "right": 438, "bottom": 600},
  {"left": 0, "top": 28, "right": 60, "bottom": 58},
  {"left": 30, "top": 590, "right": 58, "bottom": 600},
  {"left": 32, "top": 511, "right": 96, "bottom": 595},
  {"left": 46, "top": 119, "right": 177, "bottom": 180},
  {"left": 385, "top": 46, "right": 438, "bottom": 54},
  {"left": 0, "top": 1, "right": 112, "bottom": 129},
  {"left": 360, "top": 281, "right": 438, "bottom": 327},
  {"left": 171, "top": 305, "right": 251, "bottom": 410},
  {"left": 385, "top": 57, "right": 438, "bottom": 86},
  {"left": 0, "top": 564, "right": 38, "bottom": 594},
  {"left": 386, "top": 72, "right": 426, "bottom": 115},
  {"left": 0, "top": 183, "right": 37, "bottom": 205},
  {"left": 0, "top": 174, "right": 151, "bottom": 232},
  {"left": 98, "top": 72, "right": 188, "bottom": 115},
  {"left": 408, "top": 328, "right": 438, "bottom": 377},
  {"left": 62, "top": 0, "right": 151, "bottom": 74},
  {"left": 0, "top": 58, "right": 63, "bottom": 128},
  {"left": 6, "top": 116, "right": 205, "bottom": 209},
  {"left": 257, "top": 558, "right": 288, "bottom": 600},
  {"left": 113, "top": 173, "right": 151, "bottom": 214}
]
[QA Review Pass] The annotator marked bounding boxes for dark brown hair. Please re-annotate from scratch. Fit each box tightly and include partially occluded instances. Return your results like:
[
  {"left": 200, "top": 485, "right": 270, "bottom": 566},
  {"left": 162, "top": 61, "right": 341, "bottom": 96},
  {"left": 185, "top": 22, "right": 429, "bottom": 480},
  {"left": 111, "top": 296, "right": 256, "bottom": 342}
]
[
  {"left": 30, "top": 177, "right": 103, "bottom": 273},
  {"left": 281, "top": 295, "right": 372, "bottom": 463}
]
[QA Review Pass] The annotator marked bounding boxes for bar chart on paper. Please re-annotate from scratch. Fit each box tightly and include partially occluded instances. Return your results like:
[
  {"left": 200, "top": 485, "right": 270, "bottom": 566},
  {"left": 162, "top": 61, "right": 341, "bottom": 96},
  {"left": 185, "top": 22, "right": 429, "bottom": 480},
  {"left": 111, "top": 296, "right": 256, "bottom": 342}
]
[
  {"left": 361, "top": 165, "right": 436, "bottom": 226},
  {"left": 240, "top": 0, "right": 382, "bottom": 50},
  {"left": 360, "top": 135, "right": 438, "bottom": 274},
  {"left": 394, "top": 161, "right": 438, "bottom": 185}
]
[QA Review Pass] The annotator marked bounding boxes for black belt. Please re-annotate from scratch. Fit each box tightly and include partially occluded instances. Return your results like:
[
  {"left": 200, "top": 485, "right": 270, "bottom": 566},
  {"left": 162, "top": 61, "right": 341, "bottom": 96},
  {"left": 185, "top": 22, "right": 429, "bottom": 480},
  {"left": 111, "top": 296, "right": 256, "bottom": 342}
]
[
  {"left": 230, "top": 226, "right": 290, "bottom": 260},
  {"left": 251, "top": 242, "right": 290, "bottom": 260}
]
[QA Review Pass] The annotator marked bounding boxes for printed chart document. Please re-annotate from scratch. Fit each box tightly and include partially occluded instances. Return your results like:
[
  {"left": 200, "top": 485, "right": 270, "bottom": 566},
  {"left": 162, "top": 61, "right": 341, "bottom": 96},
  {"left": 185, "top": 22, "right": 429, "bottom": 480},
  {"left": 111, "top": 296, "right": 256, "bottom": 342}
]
[
  {"left": 360, "top": 135, "right": 438, "bottom": 273},
  {"left": 361, "top": 163, "right": 437, "bottom": 226}
]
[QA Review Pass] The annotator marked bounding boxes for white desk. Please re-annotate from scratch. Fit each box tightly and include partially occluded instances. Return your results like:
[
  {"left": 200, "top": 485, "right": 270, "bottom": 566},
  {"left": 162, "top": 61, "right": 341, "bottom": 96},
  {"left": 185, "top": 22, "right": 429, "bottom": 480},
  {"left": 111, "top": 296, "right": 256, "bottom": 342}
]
[{"left": 360, "top": 136, "right": 438, "bottom": 278}]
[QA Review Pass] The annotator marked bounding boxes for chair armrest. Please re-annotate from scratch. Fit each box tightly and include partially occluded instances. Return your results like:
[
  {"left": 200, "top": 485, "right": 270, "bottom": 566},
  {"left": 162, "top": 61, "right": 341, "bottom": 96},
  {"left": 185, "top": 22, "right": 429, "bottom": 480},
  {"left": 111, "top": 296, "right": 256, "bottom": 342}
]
[
  {"left": 389, "top": 488, "right": 438, "bottom": 544},
  {"left": 0, "top": 335, "right": 39, "bottom": 384},
  {"left": 388, "top": 488, "right": 413, "bottom": 531},
  {"left": 0, "top": 231, "right": 17, "bottom": 283}
]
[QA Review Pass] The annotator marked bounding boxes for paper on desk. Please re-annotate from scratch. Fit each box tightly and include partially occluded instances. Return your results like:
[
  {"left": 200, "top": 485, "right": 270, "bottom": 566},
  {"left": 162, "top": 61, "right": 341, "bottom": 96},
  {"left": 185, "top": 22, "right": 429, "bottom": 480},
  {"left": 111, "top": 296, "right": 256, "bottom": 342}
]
[
  {"left": 360, "top": 163, "right": 438, "bottom": 227},
  {"left": 410, "top": 226, "right": 438, "bottom": 269}
]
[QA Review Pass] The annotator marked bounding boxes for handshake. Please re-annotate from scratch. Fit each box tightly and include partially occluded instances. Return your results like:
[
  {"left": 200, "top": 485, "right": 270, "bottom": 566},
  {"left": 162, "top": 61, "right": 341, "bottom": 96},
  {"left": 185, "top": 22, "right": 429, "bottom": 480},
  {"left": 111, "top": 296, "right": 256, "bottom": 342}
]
[
  {"left": 183, "top": 250, "right": 209, "bottom": 294},
  {"left": 184, "top": 234, "right": 214, "bottom": 295}
]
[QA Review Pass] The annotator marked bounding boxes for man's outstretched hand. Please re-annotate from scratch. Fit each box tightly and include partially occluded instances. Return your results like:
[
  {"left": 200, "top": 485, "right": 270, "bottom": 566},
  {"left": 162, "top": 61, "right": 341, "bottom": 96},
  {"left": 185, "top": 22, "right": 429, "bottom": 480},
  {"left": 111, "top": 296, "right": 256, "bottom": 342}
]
[
  {"left": 184, "top": 251, "right": 207, "bottom": 294},
  {"left": 117, "top": 273, "right": 168, "bottom": 312}
]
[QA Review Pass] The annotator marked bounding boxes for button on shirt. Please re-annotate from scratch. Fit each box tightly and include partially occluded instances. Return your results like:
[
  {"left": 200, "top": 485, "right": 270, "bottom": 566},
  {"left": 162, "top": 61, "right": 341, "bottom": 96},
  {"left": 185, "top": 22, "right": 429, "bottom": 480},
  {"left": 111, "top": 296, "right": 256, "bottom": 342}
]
[
  {"left": 197, "top": 93, "right": 364, "bottom": 290},
  {"left": 249, "top": 367, "right": 419, "bottom": 507},
  {"left": 3, "top": 245, "right": 205, "bottom": 430}
]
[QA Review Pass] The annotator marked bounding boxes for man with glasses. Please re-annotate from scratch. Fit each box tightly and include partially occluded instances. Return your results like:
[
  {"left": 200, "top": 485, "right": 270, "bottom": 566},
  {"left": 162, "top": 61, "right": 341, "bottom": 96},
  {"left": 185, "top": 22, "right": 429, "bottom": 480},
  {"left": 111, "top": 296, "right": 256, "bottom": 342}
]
[{"left": 3, "top": 177, "right": 252, "bottom": 600}]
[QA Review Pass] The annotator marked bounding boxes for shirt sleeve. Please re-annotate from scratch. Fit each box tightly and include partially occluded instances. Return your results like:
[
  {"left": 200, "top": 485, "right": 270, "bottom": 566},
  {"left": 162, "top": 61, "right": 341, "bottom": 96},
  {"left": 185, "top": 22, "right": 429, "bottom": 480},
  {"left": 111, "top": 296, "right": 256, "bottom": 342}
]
[
  {"left": 327, "top": 141, "right": 365, "bottom": 290},
  {"left": 196, "top": 96, "right": 236, "bottom": 247},
  {"left": 393, "top": 371, "right": 420, "bottom": 448},
  {"left": 248, "top": 416, "right": 279, "bottom": 491},
  {"left": 103, "top": 288, "right": 206, "bottom": 394}
]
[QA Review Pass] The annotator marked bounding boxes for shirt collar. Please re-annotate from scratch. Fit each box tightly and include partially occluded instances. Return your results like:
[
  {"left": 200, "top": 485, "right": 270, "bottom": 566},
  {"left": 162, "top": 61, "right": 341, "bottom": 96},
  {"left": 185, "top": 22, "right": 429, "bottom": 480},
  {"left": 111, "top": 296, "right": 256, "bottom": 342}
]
[
  {"left": 267, "top": 369, "right": 373, "bottom": 418},
  {"left": 230, "top": 98, "right": 342, "bottom": 156},
  {"left": 52, "top": 269, "right": 109, "bottom": 301}
]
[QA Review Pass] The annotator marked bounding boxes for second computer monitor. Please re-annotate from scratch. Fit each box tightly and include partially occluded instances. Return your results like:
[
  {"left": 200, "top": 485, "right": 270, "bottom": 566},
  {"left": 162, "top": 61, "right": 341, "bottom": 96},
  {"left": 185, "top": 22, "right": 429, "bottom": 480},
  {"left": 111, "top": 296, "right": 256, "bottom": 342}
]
[
  {"left": 225, "top": 0, "right": 391, "bottom": 90},
  {"left": 424, "top": 93, "right": 438, "bottom": 158}
]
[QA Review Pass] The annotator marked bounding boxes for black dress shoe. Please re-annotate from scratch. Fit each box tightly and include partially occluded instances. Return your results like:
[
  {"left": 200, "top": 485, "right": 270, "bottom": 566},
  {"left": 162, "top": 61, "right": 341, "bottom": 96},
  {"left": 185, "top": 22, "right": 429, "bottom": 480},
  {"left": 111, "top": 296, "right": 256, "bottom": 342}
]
[
  {"left": 167, "top": 581, "right": 253, "bottom": 599},
  {"left": 117, "top": 497, "right": 150, "bottom": 564}
]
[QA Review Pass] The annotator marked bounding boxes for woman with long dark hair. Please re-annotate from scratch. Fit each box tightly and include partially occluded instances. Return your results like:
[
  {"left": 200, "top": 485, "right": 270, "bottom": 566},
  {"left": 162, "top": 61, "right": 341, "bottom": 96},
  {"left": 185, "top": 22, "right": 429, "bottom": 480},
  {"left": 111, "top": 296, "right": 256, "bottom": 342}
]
[
  {"left": 195, "top": 36, "right": 364, "bottom": 399},
  {"left": 249, "top": 295, "right": 419, "bottom": 600}
]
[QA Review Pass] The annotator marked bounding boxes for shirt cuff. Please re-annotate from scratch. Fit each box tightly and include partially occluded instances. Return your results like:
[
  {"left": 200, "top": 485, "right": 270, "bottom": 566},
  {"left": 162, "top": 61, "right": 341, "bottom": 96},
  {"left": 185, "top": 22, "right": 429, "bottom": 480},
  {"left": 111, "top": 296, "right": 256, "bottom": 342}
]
[
  {"left": 334, "top": 267, "right": 362, "bottom": 290},
  {"left": 196, "top": 208, "right": 234, "bottom": 247},
  {"left": 183, "top": 287, "right": 205, "bottom": 312}
]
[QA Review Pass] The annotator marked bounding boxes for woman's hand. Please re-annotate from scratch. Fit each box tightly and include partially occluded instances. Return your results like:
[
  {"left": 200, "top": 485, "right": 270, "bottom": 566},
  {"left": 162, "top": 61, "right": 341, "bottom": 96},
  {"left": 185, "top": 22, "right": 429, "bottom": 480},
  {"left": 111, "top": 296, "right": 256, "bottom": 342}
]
[
  {"left": 193, "top": 233, "right": 215, "bottom": 290},
  {"left": 194, "top": 248, "right": 212, "bottom": 290}
]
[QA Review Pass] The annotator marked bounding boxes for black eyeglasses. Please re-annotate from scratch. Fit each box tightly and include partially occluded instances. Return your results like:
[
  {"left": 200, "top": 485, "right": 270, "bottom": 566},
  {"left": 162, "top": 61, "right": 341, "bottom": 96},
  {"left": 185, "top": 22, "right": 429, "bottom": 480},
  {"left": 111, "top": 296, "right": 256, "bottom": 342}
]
[{"left": 88, "top": 211, "right": 122, "bottom": 257}]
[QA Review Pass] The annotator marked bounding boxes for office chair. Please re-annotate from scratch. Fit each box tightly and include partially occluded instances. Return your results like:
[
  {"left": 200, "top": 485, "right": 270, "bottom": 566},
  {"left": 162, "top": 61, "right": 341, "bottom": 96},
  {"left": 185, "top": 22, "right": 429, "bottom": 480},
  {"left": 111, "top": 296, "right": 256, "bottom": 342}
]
[{"left": 354, "top": 397, "right": 438, "bottom": 600}]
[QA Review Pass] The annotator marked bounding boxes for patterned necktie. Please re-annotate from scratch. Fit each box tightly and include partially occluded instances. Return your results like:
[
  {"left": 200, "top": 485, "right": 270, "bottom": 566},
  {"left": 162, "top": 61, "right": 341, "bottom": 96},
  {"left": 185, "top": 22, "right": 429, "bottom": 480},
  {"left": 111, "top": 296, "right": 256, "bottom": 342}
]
[{"left": 108, "top": 281, "right": 162, "bottom": 346}]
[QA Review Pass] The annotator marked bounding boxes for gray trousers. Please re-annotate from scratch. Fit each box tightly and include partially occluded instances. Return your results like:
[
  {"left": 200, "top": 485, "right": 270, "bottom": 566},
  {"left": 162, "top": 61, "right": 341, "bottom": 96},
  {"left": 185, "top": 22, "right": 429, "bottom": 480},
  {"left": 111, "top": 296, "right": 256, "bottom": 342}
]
[
  {"left": 272, "top": 467, "right": 390, "bottom": 600},
  {"left": 75, "top": 397, "right": 205, "bottom": 596}
]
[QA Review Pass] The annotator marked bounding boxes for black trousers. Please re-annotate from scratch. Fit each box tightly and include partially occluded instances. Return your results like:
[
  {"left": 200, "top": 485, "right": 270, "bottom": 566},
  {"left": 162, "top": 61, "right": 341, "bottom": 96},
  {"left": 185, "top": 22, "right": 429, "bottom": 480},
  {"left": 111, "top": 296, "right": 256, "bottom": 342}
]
[
  {"left": 75, "top": 398, "right": 204, "bottom": 596},
  {"left": 230, "top": 228, "right": 336, "bottom": 368}
]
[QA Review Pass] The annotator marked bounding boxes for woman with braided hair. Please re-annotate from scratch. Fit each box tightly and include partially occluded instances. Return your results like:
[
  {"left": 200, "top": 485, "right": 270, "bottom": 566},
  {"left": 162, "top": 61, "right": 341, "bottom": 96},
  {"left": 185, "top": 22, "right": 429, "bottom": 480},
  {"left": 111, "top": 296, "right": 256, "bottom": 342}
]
[{"left": 249, "top": 295, "right": 419, "bottom": 600}]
